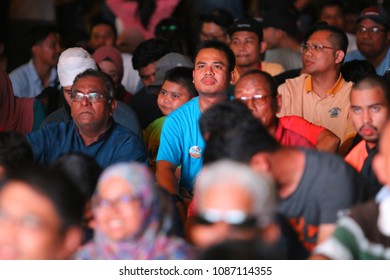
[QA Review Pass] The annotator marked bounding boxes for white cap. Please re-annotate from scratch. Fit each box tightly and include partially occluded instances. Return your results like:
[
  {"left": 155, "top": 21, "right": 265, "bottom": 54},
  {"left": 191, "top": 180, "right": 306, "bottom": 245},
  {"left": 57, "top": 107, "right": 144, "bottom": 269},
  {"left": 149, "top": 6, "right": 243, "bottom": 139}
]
[{"left": 57, "top": 47, "right": 97, "bottom": 87}]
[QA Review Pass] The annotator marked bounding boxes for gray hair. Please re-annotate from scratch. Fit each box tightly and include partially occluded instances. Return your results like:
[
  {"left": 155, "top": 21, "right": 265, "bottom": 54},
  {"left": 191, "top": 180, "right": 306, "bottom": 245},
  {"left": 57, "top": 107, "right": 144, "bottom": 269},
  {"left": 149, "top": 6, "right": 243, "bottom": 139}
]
[
  {"left": 72, "top": 68, "right": 116, "bottom": 100},
  {"left": 194, "top": 160, "right": 276, "bottom": 227}
]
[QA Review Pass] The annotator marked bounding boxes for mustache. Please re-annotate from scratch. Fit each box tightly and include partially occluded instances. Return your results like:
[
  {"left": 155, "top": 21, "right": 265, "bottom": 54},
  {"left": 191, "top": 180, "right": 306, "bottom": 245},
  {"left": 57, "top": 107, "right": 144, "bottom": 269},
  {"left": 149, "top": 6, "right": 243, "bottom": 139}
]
[{"left": 358, "top": 124, "right": 378, "bottom": 132}]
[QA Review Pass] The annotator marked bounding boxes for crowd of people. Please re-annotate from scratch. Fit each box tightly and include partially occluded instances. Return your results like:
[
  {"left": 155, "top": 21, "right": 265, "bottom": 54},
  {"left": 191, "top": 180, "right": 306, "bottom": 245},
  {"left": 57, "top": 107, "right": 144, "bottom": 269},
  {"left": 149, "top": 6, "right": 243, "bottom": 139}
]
[{"left": 1, "top": 0, "right": 390, "bottom": 260}]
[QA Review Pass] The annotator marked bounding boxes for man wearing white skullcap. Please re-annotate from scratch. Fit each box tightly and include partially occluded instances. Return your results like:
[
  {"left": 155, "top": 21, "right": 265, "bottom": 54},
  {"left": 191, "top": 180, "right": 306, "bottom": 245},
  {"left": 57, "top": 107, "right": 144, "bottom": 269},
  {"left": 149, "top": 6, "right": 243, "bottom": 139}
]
[{"left": 42, "top": 47, "right": 141, "bottom": 136}]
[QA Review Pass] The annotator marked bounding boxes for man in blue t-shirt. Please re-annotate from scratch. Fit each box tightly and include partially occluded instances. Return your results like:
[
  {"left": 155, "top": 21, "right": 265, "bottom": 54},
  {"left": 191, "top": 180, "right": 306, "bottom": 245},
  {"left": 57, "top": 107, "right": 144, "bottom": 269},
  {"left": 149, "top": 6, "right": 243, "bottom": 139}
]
[{"left": 156, "top": 40, "right": 235, "bottom": 199}]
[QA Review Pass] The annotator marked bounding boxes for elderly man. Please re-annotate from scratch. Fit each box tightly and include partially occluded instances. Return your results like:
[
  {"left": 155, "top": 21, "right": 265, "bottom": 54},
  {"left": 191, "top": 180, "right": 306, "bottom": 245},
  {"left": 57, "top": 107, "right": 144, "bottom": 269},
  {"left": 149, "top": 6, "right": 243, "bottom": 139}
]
[
  {"left": 345, "top": 6, "right": 390, "bottom": 75},
  {"left": 234, "top": 70, "right": 340, "bottom": 152},
  {"left": 27, "top": 69, "right": 147, "bottom": 168},
  {"left": 278, "top": 23, "right": 356, "bottom": 153},
  {"left": 42, "top": 47, "right": 141, "bottom": 137},
  {"left": 202, "top": 101, "right": 363, "bottom": 253}
]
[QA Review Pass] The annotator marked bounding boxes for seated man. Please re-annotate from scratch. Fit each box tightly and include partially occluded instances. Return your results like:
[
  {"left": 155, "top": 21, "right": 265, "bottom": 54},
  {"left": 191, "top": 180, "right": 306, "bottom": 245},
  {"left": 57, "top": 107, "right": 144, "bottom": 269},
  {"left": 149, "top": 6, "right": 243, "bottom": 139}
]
[
  {"left": 27, "top": 69, "right": 147, "bottom": 168},
  {"left": 311, "top": 120, "right": 390, "bottom": 259},
  {"left": 42, "top": 47, "right": 142, "bottom": 137},
  {"left": 345, "top": 75, "right": 390, "bottom": 198},
  {"left": 234, "top": 70, "right": 340, "bottom": 152},
  {"left": 0, "top": 166, "right": 85, "bottom": 259},
  {"left": 9, "top": 25, "right": 61, "bottom": 98},
  {"left": 202, "top": 100, "right": 364, "bottom": 252}
]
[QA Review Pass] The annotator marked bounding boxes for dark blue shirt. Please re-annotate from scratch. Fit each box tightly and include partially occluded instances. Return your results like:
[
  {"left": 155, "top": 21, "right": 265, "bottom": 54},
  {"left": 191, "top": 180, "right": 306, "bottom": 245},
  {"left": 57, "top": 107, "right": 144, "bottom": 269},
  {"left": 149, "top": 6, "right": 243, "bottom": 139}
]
[{"left": 27, "top": 121, "right": 147, "bottom": 168}]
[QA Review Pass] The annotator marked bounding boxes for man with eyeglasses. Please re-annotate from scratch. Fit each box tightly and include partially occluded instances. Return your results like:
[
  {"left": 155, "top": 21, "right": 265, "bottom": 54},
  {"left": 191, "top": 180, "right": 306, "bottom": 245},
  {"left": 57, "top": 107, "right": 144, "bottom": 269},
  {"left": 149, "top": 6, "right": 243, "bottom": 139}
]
[
  {"left": 27, "top": 69, "right": 147, "bottom": 168},
  {"left": 235, "top": 70, "right": 340, "bottom": 152},
  {"left": 345, "top": 6, "right": 390, "bottom": 75},
  {"left": 278, "top": 23, "right": 356, "bottom": 155}
]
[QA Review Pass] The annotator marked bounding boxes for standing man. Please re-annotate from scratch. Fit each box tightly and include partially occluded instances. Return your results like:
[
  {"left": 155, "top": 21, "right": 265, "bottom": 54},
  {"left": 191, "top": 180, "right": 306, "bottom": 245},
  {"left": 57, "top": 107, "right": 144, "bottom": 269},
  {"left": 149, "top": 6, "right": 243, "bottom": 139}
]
[
  {"left": 228, "top": 18, "right": 285, "bottom": 83},
  {"left": 345, "top": 6, "right": 390, "bottom": 75},
  {"left": 156, "top": 40, "right": 235, "bottom": 198},
  {"left": 345, "top": 75, "right": 390, "bottom": 198},
  {"left": 278, "top": 23, "right": 356, "bottom": 153}
]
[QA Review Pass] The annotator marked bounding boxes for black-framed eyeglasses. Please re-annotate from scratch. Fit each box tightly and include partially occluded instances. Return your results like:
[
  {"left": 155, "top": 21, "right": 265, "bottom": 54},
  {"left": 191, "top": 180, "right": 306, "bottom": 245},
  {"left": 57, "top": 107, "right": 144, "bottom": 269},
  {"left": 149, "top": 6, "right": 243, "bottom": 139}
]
[
  {"left": 70, "top": 91, "right": 106, "bottom": 103},
  {"left": 300, "top": 43, "right": 335, "bottom": 53},
  {"left": 194, "top": 209, "right": 257, "bottom": 228},
  {"left": 235, "top": 94, "right": 272, "bottom": 107},
  {"left": 357, "top": 26, "right": 387, "bottom": 35}
]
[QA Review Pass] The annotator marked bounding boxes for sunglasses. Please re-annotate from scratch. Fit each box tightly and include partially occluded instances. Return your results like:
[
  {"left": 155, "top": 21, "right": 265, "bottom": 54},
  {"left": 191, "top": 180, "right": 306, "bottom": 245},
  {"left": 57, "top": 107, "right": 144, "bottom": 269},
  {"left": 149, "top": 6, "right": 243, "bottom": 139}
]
[{"left": 194, "top": 209, "right": 257, "bottom": 228}]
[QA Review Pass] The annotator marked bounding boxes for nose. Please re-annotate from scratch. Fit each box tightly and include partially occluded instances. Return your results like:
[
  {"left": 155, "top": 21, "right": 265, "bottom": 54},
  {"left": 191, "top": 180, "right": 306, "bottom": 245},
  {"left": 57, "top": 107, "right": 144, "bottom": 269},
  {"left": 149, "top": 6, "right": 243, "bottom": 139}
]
[
  {"left": 80, "top": 96, "right": 91, "bottom": 106},
  {"left": 246, "top": 99, "right": 256, "bottom": 112},
  {"left": 362, "top": 110, "right": 372, "bottom": 124},
  {"left": 204, "top": 65, "right": 214, "bottom": 76}
]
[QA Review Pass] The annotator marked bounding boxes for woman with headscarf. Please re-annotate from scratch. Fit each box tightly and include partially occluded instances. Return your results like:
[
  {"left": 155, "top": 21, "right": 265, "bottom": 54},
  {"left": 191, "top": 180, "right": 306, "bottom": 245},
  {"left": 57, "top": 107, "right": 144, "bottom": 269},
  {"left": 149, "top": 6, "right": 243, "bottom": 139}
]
[
  {"left": 0, "top": 68, "right": 44, "bottom": 133},
  {"left": 92, "top": 45, "right": 133, "bottom": 103},
  {"left": 74, "top": 162, "right": 193, "bottom": 259}
]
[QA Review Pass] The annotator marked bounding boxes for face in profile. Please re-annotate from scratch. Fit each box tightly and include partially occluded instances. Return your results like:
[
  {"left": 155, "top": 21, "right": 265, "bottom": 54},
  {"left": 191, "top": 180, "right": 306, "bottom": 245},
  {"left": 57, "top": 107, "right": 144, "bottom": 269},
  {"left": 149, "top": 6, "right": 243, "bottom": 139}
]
[
  {"left": 157, "top": 80, "right": 192, "bottom": 116},
  {"left": 94, "top": 176, "right": 142, "bottom": 241},
  {"left": 189, "top": 183, "right": 258, "bottom": 248},
  {"left": 34, "top": 32, "right": 62, "bottom": 67},
  {"left": 0, "top": 181, "right": 68, "bottom": 259}
]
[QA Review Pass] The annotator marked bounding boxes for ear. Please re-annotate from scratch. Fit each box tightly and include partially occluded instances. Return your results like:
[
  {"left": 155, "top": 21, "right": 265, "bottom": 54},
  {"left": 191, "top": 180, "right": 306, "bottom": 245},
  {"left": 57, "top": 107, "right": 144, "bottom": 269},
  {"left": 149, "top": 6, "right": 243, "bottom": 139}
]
[
  {"left": 249, "top": 153, "right": 271, "bottom": 173},
  {"left": 56, "top": 227, "right": 83, "bottom": 259},
  {"left": 260, "top": 41, "right": 267, "bottom": 54},
  {"left": 334, "top": 50, "right": 345, "bottom": 64},
  {"left": 276, "top": 94, "right": 282, "bottom": 113},
  {"left": 229, "top": 70, "right": 235, "bottom": 85},
  {"left": 31, "top": 44, "right": 40, "bottom": 57},
  {"left": 109, "top": 99, "right": 117, "bottom": 116}
]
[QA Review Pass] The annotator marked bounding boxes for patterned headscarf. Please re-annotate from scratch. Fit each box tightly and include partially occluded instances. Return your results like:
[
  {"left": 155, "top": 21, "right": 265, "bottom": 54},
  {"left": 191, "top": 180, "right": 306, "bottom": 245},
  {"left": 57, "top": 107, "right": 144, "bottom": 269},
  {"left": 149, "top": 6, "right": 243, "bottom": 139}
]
[{"left": 74, "top": 162, "right": 193, "bottom": 260}]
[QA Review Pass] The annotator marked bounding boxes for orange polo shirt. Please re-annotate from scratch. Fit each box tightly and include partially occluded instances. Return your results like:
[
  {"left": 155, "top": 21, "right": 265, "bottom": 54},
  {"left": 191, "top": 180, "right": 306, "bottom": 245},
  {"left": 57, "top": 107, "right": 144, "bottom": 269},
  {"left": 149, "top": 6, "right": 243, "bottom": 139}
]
[{"left": 277, "top": 74, "right": 356, "bottom": 144}]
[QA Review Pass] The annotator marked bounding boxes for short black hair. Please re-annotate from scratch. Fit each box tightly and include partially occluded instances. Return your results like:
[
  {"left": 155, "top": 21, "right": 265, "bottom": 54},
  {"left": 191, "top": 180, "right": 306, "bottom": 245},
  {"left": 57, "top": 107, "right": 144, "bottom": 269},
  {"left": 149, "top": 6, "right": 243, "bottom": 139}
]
[
  {"left": 341, "top": 59, "right": 376, "bottom": 83},
  {"left": 202, "top": 100, "right": 279, "bottom": 165},
  {"left": 132, "top": 38, "right": 171, "bottom": 70},
  {"left": 28, "top": 25, "right": 58, "bottom": 48},
  {"left": 0, "top": 131, "right": 34, "bottom": 175},
  {"left": 194, "top": 40, "right": 236, "bottom": 72},
  {"left": 164, "top": 67, "right": 198, "bottom": 98},
  {"left": 353, "top": 74, "right": 390, "bottom": 105},
  {"left": 304, "top": 22, "right": 348, "bottom": 56},
  {"left": 50, "top": 153, "right": 102, "bottom": 201},
  {"left": 89, "top": 19, "right": 117, "bottom": 40},
  {"left": 2, "top": 166, "right": 85, "bottom": 232}
]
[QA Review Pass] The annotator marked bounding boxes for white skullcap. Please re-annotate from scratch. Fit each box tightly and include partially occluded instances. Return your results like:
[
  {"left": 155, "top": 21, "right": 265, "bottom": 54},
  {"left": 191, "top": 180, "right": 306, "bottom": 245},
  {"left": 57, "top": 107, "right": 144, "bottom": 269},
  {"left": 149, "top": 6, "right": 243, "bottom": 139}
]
[{"left": 57, "top": 47, "right": 97, "bottom": 87}]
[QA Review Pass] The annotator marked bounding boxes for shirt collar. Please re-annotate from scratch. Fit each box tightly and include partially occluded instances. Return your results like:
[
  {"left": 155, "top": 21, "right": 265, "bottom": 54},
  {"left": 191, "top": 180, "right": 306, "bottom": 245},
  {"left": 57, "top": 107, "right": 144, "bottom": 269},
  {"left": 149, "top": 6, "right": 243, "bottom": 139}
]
[{"left": 304, "top": 74, "right": 345, "bottom": 95}]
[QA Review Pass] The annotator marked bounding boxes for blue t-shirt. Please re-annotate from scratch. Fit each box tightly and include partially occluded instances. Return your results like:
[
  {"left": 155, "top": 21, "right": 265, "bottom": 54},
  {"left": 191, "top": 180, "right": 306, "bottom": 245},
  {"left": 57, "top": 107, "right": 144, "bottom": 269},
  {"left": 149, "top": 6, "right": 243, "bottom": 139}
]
[
  {"left": 27, "top": 121, "right": 147, "bottom": 168},
  {"left": 345, "top": 48, "right": 390, "bottom": 75},
  {"left": 156, "top": 97, "right": 204, "bottom": 193}
]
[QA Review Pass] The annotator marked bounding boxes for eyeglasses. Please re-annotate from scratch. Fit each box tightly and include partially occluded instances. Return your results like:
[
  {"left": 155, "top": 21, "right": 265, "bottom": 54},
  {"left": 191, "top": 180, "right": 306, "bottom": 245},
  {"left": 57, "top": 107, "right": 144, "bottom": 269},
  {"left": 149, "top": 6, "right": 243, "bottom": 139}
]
[
  {"left": 194, "top": 209, "right": 257, "bottom": 228},
  {"left": 235, "top": 94, "right": 272, "bottom": 107},
  {"left": 301, "top": 43, "right": 335, "bottom": 53},
  {"left": 357, "top": 26, "right": 387, "bottom": 35},
  {"left": 0, "top": 208, "right": 47, "bottom": 230},
  {"left": 94, "top": 194, "right": 138, "bottom": 210},
  {"left": 70, "top": 91, "right": 106, "bottom": 103}
]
